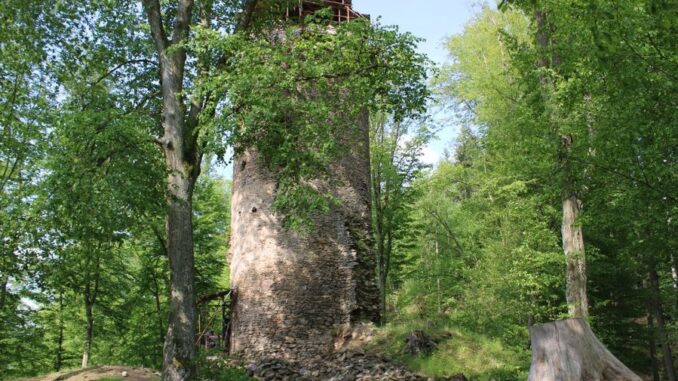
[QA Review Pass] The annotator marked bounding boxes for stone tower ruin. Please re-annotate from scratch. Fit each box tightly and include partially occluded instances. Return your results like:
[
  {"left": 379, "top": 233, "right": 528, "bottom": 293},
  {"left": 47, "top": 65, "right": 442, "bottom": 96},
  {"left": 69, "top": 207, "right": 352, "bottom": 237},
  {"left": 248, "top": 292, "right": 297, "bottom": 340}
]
[{"left": 228, "top": 0, "right": 379, "bottom": 360}]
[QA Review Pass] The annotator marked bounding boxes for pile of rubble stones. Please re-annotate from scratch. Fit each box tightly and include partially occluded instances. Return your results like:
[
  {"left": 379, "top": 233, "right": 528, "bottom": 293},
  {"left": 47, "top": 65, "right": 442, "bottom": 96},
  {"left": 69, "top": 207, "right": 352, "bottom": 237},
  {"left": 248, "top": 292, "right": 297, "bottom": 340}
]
[{"left": 244, "top": 349, "right": 468, "bottom": 381}]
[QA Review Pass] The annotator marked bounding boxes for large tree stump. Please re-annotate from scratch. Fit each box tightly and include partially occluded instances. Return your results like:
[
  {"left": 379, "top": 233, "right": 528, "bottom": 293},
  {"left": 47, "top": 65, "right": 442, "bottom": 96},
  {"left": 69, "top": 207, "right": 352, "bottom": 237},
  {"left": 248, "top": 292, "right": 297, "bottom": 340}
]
[{"left": 529, "top": 318, "right": 641, "bottom": 381}]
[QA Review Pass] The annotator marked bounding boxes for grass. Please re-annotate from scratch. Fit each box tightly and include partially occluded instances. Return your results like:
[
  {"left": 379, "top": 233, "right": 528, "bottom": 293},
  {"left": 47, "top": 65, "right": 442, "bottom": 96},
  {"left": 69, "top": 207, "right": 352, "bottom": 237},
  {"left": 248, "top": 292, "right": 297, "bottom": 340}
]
[
  {"left": 368, "top": 319, "right": 530, "bottom": 380},
  {"left": 195, "top": 351, "right": 255, "bottom": 381}
]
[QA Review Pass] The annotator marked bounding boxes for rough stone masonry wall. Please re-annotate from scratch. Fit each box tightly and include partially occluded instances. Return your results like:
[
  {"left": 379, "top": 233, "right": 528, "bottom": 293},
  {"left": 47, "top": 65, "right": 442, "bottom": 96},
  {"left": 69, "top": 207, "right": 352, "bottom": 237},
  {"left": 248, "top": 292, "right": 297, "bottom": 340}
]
[{"left": 228, "top": 109, "right": 380, "bottom": 360}]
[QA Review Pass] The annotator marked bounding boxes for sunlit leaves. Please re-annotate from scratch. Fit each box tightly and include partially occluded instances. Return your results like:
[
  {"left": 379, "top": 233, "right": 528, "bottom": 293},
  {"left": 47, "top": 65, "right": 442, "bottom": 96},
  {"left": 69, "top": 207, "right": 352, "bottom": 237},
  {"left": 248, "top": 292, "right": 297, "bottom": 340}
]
[{"left": 195, "top": 16, "right": 430, "bottom": 227}]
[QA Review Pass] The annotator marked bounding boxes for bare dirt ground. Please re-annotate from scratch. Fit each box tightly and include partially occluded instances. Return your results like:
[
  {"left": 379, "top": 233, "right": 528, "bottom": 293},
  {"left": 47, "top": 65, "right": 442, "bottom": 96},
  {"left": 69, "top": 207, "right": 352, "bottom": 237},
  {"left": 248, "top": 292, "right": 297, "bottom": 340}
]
[{"left": 22, "top": 366, "right": 160, "bottom": 381}]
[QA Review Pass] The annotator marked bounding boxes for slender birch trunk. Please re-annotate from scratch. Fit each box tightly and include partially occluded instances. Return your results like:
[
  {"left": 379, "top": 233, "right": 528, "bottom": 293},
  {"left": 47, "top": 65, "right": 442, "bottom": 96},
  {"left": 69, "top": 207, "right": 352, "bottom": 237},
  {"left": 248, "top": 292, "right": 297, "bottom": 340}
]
[{"left": 81, "top": 300, "right": 94, "bottom": 368}]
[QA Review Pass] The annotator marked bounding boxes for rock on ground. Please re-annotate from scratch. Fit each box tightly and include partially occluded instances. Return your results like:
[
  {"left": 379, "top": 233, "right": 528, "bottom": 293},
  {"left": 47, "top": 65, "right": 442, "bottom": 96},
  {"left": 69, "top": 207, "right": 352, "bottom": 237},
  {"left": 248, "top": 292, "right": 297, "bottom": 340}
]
[{"left": 244, "top": 349, "right": 465, "bottom": 381}]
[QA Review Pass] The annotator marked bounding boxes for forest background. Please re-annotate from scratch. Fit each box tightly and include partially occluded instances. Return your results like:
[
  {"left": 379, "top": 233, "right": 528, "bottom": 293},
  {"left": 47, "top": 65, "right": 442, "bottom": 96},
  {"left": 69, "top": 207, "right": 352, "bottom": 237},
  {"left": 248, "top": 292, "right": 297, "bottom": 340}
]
[{"left": 0, "top": 0, "right": 676, "bottom": 380}]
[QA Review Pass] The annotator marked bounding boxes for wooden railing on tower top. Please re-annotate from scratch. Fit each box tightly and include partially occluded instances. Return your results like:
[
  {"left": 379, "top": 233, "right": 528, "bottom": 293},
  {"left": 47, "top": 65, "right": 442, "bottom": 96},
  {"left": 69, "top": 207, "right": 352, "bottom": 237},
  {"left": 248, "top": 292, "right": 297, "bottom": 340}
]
[{"left": 285, "top": 0, "right": 368, "bottom": 23}]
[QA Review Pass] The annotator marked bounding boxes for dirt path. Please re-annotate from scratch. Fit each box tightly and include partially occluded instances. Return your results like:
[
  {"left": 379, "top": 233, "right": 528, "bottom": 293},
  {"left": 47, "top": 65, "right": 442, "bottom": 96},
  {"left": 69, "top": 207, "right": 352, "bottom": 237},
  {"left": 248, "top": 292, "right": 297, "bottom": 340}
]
[{"left": 30, "top": 366, "right": 160, "bottom": 381}]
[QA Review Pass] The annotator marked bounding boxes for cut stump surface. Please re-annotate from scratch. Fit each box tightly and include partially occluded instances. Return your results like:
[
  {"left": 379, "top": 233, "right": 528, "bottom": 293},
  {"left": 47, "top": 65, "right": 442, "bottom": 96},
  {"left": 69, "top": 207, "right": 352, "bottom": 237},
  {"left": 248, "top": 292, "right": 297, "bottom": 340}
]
[{"left": 529, "top": 318, "right": 641, "bottom": 381}]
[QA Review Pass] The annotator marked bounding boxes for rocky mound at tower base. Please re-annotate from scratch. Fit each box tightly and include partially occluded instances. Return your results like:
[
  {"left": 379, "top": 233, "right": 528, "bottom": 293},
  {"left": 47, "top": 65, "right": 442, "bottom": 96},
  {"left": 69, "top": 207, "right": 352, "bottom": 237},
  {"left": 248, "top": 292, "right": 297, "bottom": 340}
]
[{"left": 243, "top": 349, "right": 467, "bottom": 381}]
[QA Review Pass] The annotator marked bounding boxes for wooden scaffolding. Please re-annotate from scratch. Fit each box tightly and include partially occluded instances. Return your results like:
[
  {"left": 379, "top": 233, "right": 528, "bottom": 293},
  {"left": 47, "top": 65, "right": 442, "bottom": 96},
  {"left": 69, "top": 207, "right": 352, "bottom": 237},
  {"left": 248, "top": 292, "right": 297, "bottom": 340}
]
[
  {"left": 196, "top": 290, "right": 231, "bottom": 351},
  {"left": 284, "top": 0, "right": 368, "bottom": 23}
]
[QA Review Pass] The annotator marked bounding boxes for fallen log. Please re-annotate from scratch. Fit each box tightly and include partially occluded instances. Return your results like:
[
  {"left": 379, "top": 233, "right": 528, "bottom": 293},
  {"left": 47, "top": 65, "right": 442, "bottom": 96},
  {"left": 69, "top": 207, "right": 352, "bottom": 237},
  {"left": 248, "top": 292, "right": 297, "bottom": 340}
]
[{"left": 528, "top": 318, "right": 642, "bottom": 381}]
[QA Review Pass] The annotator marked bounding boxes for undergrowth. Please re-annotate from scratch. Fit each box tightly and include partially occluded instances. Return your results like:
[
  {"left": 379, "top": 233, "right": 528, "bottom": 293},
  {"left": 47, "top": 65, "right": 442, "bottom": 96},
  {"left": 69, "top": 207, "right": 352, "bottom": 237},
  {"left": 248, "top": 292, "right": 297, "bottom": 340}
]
[
  {"left": 195, "top": 350, "right": 254, "bottom": 381},
  {"left": 368, "top": 318, "right": 530, "bottom": 381}
]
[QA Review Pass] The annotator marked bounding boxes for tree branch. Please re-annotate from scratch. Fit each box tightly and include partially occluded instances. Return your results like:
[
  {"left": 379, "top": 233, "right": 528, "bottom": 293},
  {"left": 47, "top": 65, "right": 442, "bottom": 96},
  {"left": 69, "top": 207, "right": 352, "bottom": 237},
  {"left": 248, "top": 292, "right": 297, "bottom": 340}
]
[
  {"left": 426, "top": 208, "right": 465, "bottom": 257},
  {"left": 152, "top": 225, "right": 168, "bottom": 257},
  {"left": 142, "top": 0, "right": 168, "bottom": 53},
  {"left": 90, "top": 59, "right": 155, "bottom": 87},
  {"left": 236, "top": 0, "right": 259, "bottom": 32},
  {"left": 186, "top": 1, "right": 212, "bottom": 133},
  {"left": 171, "top": 0, "right": 194, "bottom": 46}
]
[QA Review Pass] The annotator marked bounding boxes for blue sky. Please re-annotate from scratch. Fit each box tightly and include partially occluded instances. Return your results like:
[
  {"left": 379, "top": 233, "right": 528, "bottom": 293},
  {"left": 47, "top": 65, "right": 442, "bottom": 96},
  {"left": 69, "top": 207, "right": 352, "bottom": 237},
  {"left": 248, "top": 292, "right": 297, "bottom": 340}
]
[
  {"left": 355, "top": 0, "right": 491, "bottom": 165},
  {"left": 216, "top": 1, "right": 490, "bottom": 177},
  {"left": 355, "top": 0, "right": 488, "bottom": 65}
]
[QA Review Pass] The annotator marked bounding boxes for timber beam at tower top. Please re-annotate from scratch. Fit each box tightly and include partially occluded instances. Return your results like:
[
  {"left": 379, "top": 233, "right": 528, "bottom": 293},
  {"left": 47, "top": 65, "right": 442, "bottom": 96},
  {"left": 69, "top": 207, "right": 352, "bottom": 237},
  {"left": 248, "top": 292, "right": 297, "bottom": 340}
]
[{"left": 283, "top": 0, "right": 369, "bottom": 23}]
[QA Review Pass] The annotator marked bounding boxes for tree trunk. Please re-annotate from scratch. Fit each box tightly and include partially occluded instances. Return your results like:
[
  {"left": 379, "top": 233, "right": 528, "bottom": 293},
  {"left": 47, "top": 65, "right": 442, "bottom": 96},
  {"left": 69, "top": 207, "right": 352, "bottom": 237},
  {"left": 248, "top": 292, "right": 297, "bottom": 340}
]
[
  {"left": 142, "top": 1, "right": 200, "bottom": 379},
  {"left": 376, "top": 227, "right": 392, "bottom": 325},
  {"left": 561, "top": 191, "right": 589, "bottom": 318},
  {"left": 158, "top": 63, "right": 199, "bottom": 378},
  {"left": 142, "top": 0, "right": 259, "bottom": 378},
  {"left": 435, "top": 239, "right": 441, "bottom": 314},
  {"left": 81, "top": 250, "right": 100, "bottom": 369},
  {"left": 372, "top": 157, "right": 388, "bottom": 326},
  {"left": 671, "top": 253, "right": 678, "bottom": 316},
  {"left": 0, "top": 277, "right": 7, "bottom": 312},
  {"left": 158, "top": 62, "right": 199, "bottom": 378},
  {"left": 55, "top": 293, "right": 65, "bottom": 372},
  {"left": 647, "top": 313, "right": 660, "bottom": 381},
  {"left": 374, "top": 202, "right": 387, "bottom": 325},
  {"left": 377, "top": 262, "right": 387, "bottom": 325},
  {"left": 374, "top": 211, "right": 389, "bottom": 327},
  {"left": 671, "top": 253, "right": 678, "bottom": 290},
  {"left": 534, "top": 6, "right": 590, "bottom": 320},
  {"left": 152, "top": 267, "right": 166, "bottom": 347},
  {"left": 81, "top": 300, "right": 93, "bottom": 368},
  {"left": 162, "top": 168, "right": 197, "bottom": 381},
  {"left": 649, "top": 269, "right": 677, "bottom": 381},
  {"left": 528, "top": 318, "right": 641, "bottom": 381}
]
